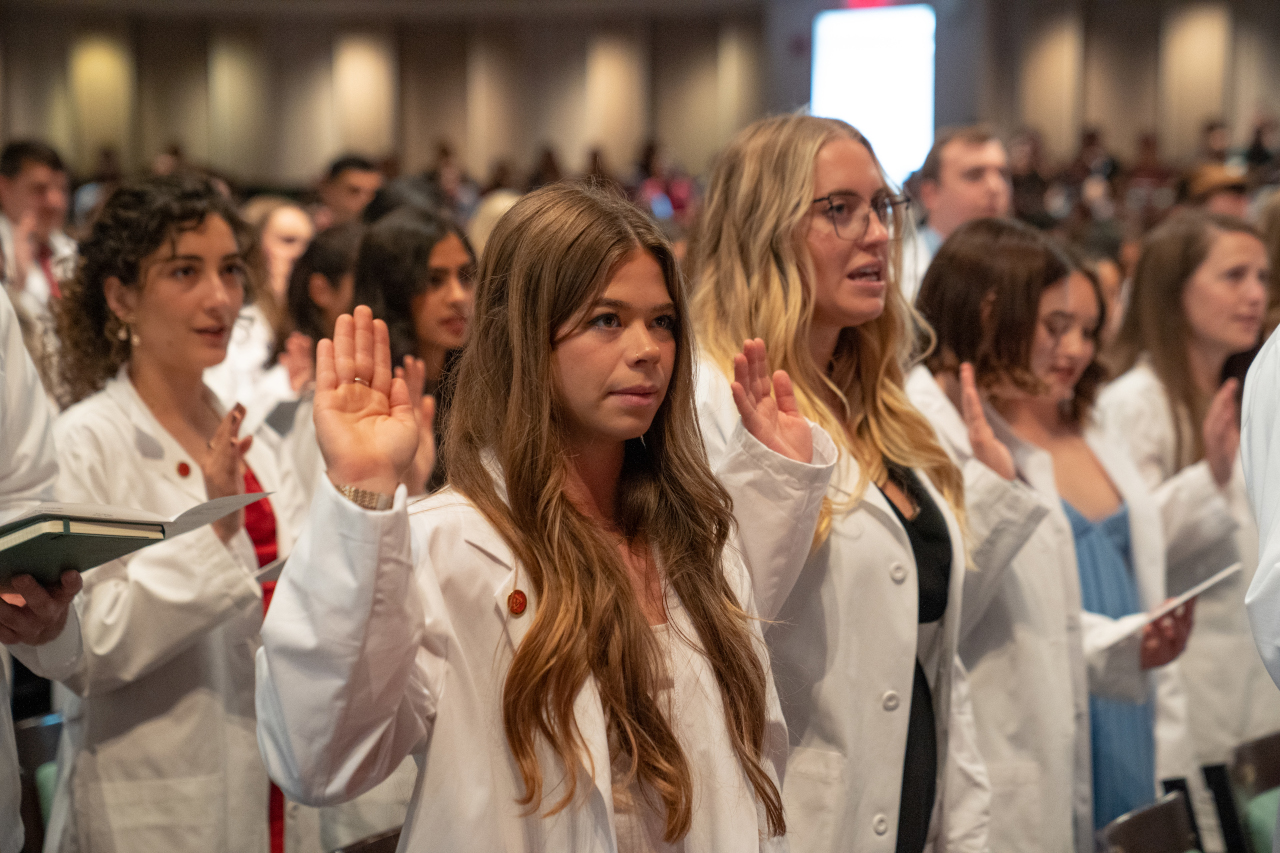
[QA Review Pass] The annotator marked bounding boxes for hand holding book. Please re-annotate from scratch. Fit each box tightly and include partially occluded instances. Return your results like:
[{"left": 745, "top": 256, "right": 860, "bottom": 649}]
[{"left": 0, "top": 570, "right": 81, "bottom": 646}]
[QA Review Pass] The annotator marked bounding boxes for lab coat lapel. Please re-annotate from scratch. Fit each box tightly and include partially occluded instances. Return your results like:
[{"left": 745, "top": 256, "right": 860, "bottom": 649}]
[
  {"left": 104, "top": 368, "right": 208, "bottom": 505},
  {"left": 1086, "top": 428, "right": 1166, "bottom": 607},
  {"left": 472, "top": 529, "right": 619, "bottom": 844}
]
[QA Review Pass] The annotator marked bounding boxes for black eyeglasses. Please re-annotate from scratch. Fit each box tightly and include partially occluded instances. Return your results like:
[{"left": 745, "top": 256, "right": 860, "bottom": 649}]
[{"left": 812, "top": 191, "right": 909, "bottom": 242}]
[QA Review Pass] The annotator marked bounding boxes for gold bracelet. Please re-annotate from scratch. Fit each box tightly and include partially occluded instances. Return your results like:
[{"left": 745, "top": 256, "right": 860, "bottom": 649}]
[{"left": 337, "top": 484, "right": 394, "bottom": 511}]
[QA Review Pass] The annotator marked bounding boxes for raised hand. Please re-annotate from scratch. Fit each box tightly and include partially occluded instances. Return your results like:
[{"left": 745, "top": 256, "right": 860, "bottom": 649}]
[
  {"left": 959, "top": 363, "right": 1015, "bottom": 480},
  {"left": 280, "top": 331, "right": 315, "bottom": 394},
  {"left": 730, "top": 338, "right": 813, "bottom": 464},
  {"left": 1203, "top": 378, "right": 1240, "bottom": 488},
  {"left": 202, "top": 403, "right": 253, "bottom": 542},
  {"left": 0, "top": 571, "right": 82, "bottom": 646},
  {"left": 394, "top": 355, "right": 438, "bottom": 495},
  {"left": 1140, "top": 599, "right": 1195, "bottom": 670},
  {"left": 316, "top": 306, "right": 422, "bottom": 497}
]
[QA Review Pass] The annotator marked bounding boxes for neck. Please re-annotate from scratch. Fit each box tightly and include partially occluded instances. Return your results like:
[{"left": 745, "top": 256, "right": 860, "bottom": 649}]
[
  {"left": 1185, "top": 341, "right": 1228, "bottom": 397},
  {"left": 809, "top": 325, "right": 841, "bottom": 377},
  {"left": 417, "top": 343, "right": 448, "bottom": 386},
  {"left": 561, "top": 437, "right": 625, "bottom": 530},
  {"left": 995, "top": 394, "right": 1077, "bottom": 446},
  {"left": 128, "top": 354, "right": 211, "bottom": 431}
]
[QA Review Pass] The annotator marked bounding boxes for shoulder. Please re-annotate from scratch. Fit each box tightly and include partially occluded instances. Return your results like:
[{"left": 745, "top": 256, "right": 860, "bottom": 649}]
[
  {"left": 408, "top": 488, "right": 513, "bottom": 564},
  {"left": 1097, "top": 363, "right": 1173, "bottom": 428},
  {"left": 54, "top": 387, "right": 126, "bottom": 445}
]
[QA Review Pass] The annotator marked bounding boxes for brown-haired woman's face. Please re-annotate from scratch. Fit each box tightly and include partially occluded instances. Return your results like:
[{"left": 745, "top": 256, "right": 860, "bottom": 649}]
[
  {"left": 108, "top": 214, "right": 246, "bottom": 374},
  {"left": 551, "top": 250, "right": 677, "bottom": 450},
  {"left": 804, "top": 137, "right": 890, "bottom": 335},
  {"left": 411, "top": 232, "right": 476, "bottom": 353},
  {"left": 261, "top": 205, "right": 314, "bottom": 298},
  {"left": 1182, "top": 229, "right": 1267, "bottom": 359},
  {"left": 1028, "top": 271, "right": 1100, "bottom": 404}
]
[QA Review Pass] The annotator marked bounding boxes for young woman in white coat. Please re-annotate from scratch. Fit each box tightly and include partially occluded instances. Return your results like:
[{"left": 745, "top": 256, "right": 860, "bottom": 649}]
[
  {"left": 690, "top": 113, "right": 988, "bottom": 853},
  {"left": 916, "top": 219, "right": 1200, "bottom": 831},
  {"left": 911, "top": 218, "right": 1200, "bottom": 850},
  {"left": 1099, "top": 211, "right": 1280, "bottom": 790},
  {"left": 46, "top": 176, "right": 314, "bottom": 853},
  {"left": 256, "top": 183, "right": 835, "bottom": 851}
]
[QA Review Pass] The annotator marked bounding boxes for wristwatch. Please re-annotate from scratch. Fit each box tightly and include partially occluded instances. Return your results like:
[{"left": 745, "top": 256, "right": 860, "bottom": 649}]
[{"left": 337, "top": 484, "right": 394, "bottom": 511}]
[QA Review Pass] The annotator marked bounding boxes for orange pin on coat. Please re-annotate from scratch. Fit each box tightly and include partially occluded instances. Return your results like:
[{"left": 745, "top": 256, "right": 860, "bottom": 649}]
[{"left": 507, "top": 590, "right": 527, "bottom": 616}]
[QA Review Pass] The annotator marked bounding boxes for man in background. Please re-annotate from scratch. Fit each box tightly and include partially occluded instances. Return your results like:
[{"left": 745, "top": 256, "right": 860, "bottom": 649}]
[
  {"left": 0, "top": 141, "right": 73, "bottom": 329},
  {"left": 316, "top": 155, "right": 383, "bottom": 228},
  {"left": 903, "top": 126, "right": 1012, "bottom": 300}
]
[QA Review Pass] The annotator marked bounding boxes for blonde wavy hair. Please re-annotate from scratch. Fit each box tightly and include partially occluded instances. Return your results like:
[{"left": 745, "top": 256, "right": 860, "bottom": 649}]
[
  {"left": 691, "top": 113, "right": 963, "bottom": 531},
  {"left": 443, "top": 183, "right": 784, "bottom": 840}
]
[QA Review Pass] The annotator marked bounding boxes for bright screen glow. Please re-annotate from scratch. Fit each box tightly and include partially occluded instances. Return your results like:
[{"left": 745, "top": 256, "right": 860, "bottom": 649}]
[{"left": 811, "top": 5, "right": 936, "bottom": 187}]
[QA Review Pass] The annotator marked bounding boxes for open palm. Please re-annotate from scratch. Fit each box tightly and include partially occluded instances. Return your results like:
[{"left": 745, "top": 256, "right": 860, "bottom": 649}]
[
  {"left": 315, "top": 306, "right": 426, "bottom": 496},
  {"left": 731, "top": 338, "right": 813, "bottom": 464}
]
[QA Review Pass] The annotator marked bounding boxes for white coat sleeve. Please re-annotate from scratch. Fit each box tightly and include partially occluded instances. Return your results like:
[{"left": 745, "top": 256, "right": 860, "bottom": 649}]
[
  {"left": 939, "top": 656, "right": 991, "bottom": 853},
  {"left": 695, "top": 362, "right": 837, "bottom": 623},
  {"left": 256, "top": 477, "right": 439, "bottom": 806},
  {"left": 52, "top": 427, "right": 262, "bottom": 696},
  {"left": 1243, "top": 334, "right": 1280, "bottom": 686},
  {"left": 956, "top": 458, "right": 1048, "bottom": 643},
  {"left": 0, "top": 287, "right": 56, "bottom": 510},
  {"left": 1099, "top": 386, "right": 1238, "bottom": 593}
]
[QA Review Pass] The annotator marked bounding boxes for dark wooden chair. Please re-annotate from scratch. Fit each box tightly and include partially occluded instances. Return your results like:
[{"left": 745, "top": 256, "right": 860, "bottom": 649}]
[
  {"left": 1203, "top": 763, "right": 1252, "bottom": 853},
  {"left": 332, "top": 827, "right": 401, "bottom": 853},
  {"left": 1099, "top": 790, "right": 1200, "bottom": 853},
  {"left": 1206, "top": 731, "right": 1280, "bottom": 853},
  {"left": 13, "top": 713, "right": 62, "bottom": 853}
]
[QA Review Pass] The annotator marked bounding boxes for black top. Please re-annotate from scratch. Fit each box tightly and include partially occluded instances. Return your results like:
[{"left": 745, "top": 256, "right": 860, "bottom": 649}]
[{"left": 878, "top": 462, "right": 952, "bottom": 853}]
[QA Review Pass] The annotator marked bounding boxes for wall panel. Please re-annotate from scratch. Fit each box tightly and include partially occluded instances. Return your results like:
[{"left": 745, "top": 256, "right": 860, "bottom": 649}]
[{"left": 137, "top": 21, "right": 209, "bottom": 170}]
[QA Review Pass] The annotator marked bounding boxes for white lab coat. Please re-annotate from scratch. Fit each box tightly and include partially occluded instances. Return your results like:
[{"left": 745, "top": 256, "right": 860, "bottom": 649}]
[
  {"left": 1244, "top": 329, "right": 1280, "bottom": 687},
  {"left": 906, "top": 366, "right": 1094, "bottom": 853},
  {"left": 204, "top": 304, "right": 295, "bottom": 435},
  {"left": 0, "top": 287, "right": 81, "bottom": 853},
  {"left": 43, "top": 367, "right": 318, "bottom": 853},
  {"left": 695, "top": 362, "right": 990, "bottom": 853},
  {"left": 256, "top": 422, "right": 836, "bottom": 851}
]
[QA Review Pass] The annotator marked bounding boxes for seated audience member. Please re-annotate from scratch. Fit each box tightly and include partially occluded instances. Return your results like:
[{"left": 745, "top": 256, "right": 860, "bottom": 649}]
[
  {"left": 1184, "top": 163, "right": 1250, "bottom": 220},
  {"left": 0, "top": 286, "right": 82, "bottom": 853},
  {"left": 205, "top": 197, "right": 315, "bottom": 431},
  {"left": 352, "top": 207, "right": 477, "bottom": 493},
  {"left": 902, "top": 125, "right": 1012, "bottom": 300},
  {"left": 918, "top": 219, "right": 1201, "bottom": 831},
  {"left": 0, "top": 140, "right": 74, "bottom": 388},
  {"left": 46, "top": 175, "right": 313, "bottom": 852},
  {"left": 316, "top": 155, "right": 383, "bottom": 229},
  {"left": 1257, "top": 190, "right": 1280, "bottom": 337},
  {"left": 1100, "top": 212, "right": 1280, "bottom": 838},
  {"left": 691, "top": 113, "right": 988, "bottom": 853},
  {"left": 280, "top": 222, "right": 363, "bottom": 498},
  {"left": 256, "top": 183, "right": 828, "bottom": 851}
]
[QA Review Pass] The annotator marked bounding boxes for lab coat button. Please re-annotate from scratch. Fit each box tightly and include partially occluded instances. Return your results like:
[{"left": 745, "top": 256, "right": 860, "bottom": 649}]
[
  {"left": 882, "top": 691, "right": 900, "bottom": 711},
  {"left": 889, "top": 563, "right": 907, "bottom": 583},
  {"left": 873, "top": 814, "right": 889, "bottom": 835},
  {"left": 177, "top": 462, "right": 191, "bottom": 478}
]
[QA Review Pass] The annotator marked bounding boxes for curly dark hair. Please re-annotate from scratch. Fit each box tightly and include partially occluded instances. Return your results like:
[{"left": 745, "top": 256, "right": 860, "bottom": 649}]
[{"left": 56, "top": 175, "right": 253, "bottom": 405}]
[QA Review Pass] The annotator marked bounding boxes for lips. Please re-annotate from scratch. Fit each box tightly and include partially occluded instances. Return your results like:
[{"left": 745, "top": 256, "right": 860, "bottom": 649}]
[
  {"left": 610, "top": 385, "right": 661, "bottom": 407},
  {"left": 441, "top": 316, "right": 468, "bottom": 336},
  {"left": 848, "top": 262, "right": 883, "bottom": 281}
]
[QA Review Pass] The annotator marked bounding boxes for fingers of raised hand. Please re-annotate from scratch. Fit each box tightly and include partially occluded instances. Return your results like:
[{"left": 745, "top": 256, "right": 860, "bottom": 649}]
[
  {"left": 316, "top": 338, "right": 338, "bottom": 393},
  {"left": 732, "top": 353, "right": 755, "bottom": 408},
  {"left": 352, "top": 306, "right": 376, "bottom": 386},
  {"left": 333, "top": 313, "right": 356, "bottom": 385},
  {"left": 772, "top": 369, "right": 800, "bottom": 415},
  {"left": 747, "top": 339, "right": 771, "bottom": 400}
]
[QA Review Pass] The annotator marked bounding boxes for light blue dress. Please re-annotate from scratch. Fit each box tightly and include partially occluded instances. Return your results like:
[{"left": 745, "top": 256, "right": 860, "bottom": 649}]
[{"left": 1063, "top": 501, "right": 1156, "bottom": 829}]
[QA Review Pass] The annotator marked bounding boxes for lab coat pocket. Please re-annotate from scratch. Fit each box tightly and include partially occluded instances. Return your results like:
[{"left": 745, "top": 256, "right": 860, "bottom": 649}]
[
  {"left": 986, "top": 761, "right": 1043, "bottom": 853},
  {"left": 783, "top": 746, "right": 846, "bottom": 852}
]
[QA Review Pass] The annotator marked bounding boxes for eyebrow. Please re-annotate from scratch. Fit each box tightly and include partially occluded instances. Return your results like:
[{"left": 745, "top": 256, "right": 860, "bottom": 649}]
[
  {"left": 591, "top": 297, "right": 676, "bottom": 313},
  {"left": 157, "top": 252, "right": 244, "bottom": 264}
]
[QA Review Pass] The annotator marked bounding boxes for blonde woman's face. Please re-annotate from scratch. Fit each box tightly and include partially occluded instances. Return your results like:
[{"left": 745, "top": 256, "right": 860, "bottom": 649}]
[
  {"left": 552, "top": 250, "right": 677, "bottom": 450},
  {"left": 804, "top": 137, "right": 890, "bottom": 336},
  {"left": 1182, "top": 229, "right": 1267, "bottom": 359}
]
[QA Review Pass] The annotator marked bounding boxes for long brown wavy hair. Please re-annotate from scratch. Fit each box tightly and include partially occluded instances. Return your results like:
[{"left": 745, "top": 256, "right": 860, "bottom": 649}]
[
  {"left": 442, "top": 183, "right": 784, "bottom": 840},
  {"left": 690, "top": 113, "right": 963, "bottom": 534},
  {"left": 1108, "top": 210, "right": 1262, "bottom": 466}
]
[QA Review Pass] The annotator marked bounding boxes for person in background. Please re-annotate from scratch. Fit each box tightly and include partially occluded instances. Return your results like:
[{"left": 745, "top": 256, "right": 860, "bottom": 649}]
[
  {"left": 256, "top": 183, "right": 829, "bottom": 851},
  {"left": 902, "top": 125, "right": 1012, "bottom": 300},
  {"left": 1258, "top": 191, "right": 1280, "bottom": 337},
  {"left": 45, "top": 175, "right": 314, "bottom": 852},
  {"left": 0, "top": 140, "right": 74, "bottom": 387},
  {"left": 1099, "top": 211, "right": 1278, "bottom": 846},
  {"left": 0, "top": 286, "right": 82, "bottom": 853},
  {"left": 467, "top": 189, "right": 521, "bottom": 260},
  {"left": 352, "top": 207, "right": 477, "bottom": 493},
  {"left": 315, "top": 155, "right": 383, "bottom": 230},
  {"left": 692, "top": 113, "right": 989, "bottom": 853},
  {"left": 204, "top": 197, "right": 314, "bottom": 434},
  {"left": 281, "top": 222, "right": 363, "bottom": 499},
  {"left": 1183, "top": 163, "right": 1251, "bottom": 220}
]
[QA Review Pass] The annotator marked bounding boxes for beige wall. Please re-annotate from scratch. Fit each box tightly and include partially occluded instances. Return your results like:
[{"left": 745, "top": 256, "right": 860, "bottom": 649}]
[{"left": 0, "top": 8, "right": 764, "bottom": 186}]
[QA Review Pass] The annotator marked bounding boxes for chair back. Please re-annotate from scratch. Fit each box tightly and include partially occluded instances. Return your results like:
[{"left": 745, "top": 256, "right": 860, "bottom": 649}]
[
  {"left": 1233, "top": 731, "right": 1280, "bottom": 800},
  {"left": 1100, "top": 791, "right": 1200, "bottom": 853},
  {"left": 332, "top": 828, "right": 401, "bottom": 853}
]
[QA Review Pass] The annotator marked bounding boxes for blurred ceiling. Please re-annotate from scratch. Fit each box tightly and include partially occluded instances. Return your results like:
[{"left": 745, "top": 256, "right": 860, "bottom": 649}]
[{"left": 4, "top": 0, "right": 766, "bottom": 18}]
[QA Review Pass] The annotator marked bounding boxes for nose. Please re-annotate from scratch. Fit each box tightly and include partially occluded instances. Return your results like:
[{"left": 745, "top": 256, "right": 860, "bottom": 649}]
[
  {"left": 625, "top": 321, "right": 661, "bottom": 365},
  {"left": 205, "top": 268, "right": 241, "bottom": 313},
  {"left": 862, "top": 207, "right": 890, "bottom": 247},
  {"left": 445, "top": 274, "right": 471, "bottom": 308},
  {"left": 1060, "top": 326, "right": 1090, "bottom": 359}
]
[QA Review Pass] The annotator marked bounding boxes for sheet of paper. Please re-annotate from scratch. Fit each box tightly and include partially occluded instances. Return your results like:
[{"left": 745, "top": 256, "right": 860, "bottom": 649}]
[
  {"left": 255, "top": 557, "right": 285, "bottom": 583},
  {"left": 1098, "top": 563, "right": 1241, "bottom": 649},
  {"left": 164, "top": 493, "right": 270, "bottom": 536}
]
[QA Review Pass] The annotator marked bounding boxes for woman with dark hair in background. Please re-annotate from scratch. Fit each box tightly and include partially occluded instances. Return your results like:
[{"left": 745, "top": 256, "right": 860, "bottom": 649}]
[
  {"left": 47, "top": 174, "right": 313, "bottom": 851},
  {"left": 1099, "top": 211, "right": 1279, "bottom": 844},
  {"left": 351, "top": 207, "right": 476, "bottom": 492}
]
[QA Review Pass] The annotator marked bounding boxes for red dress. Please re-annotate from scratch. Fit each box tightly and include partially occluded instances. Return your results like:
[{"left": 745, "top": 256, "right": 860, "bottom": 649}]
[{"left": 242, "top": 468, "right": 284, "bottom": 853}]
